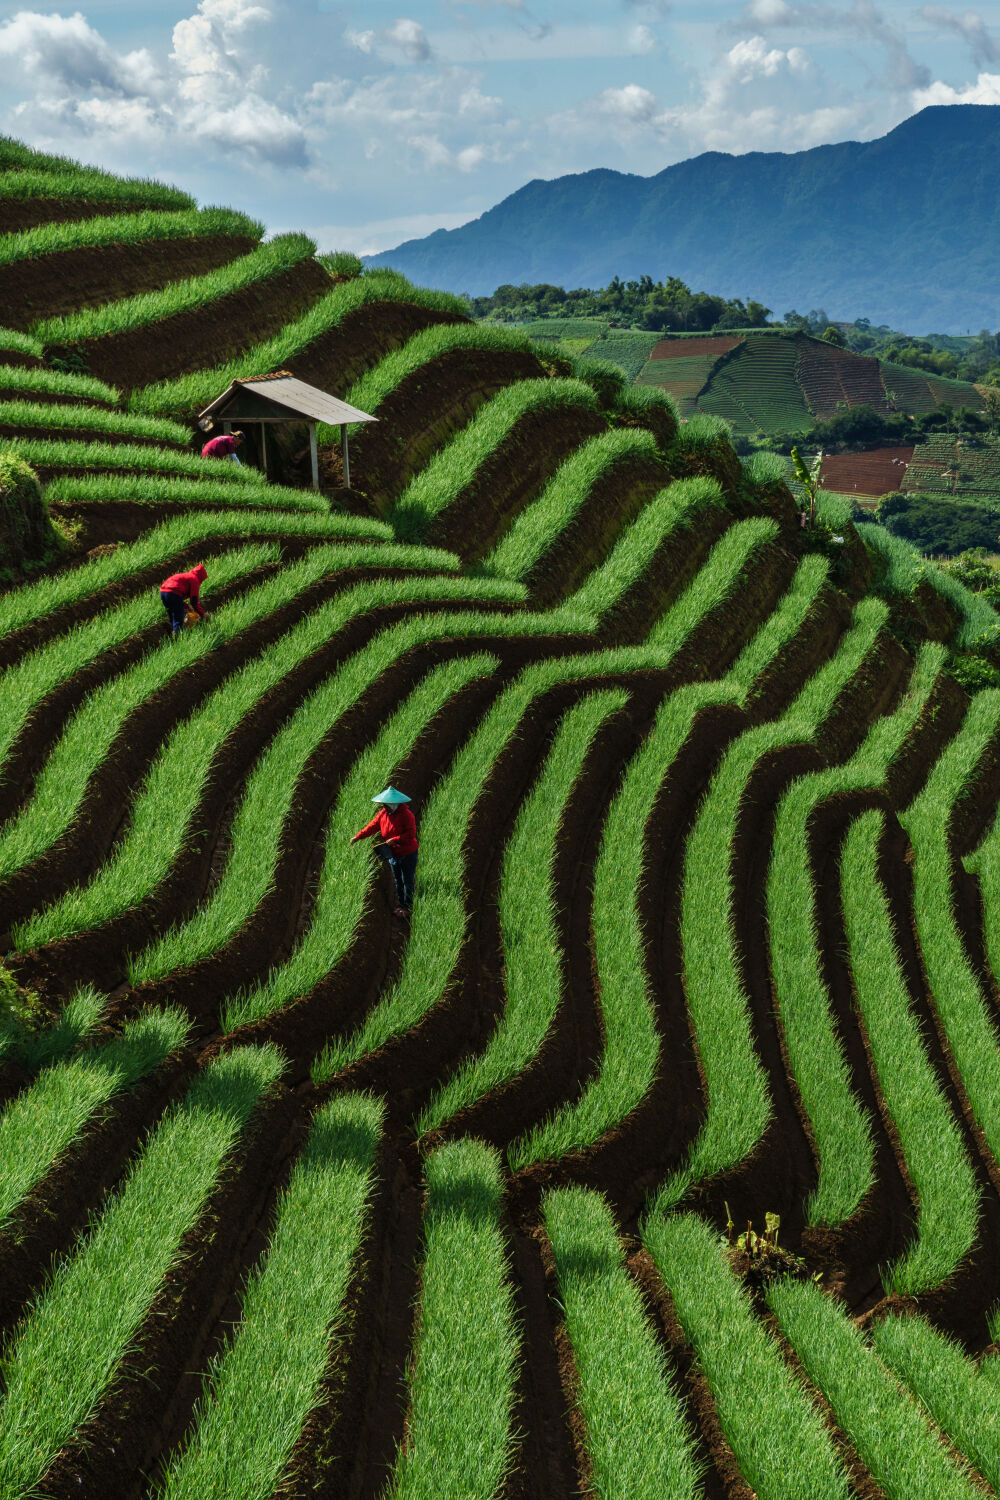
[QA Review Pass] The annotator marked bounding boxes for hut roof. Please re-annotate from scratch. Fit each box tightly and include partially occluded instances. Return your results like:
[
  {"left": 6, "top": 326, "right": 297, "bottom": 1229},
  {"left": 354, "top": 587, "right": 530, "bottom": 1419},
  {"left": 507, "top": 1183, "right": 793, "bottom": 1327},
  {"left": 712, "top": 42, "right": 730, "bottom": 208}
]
[{"left": 197, "top": 371, "right": 377, "bottom": 428}]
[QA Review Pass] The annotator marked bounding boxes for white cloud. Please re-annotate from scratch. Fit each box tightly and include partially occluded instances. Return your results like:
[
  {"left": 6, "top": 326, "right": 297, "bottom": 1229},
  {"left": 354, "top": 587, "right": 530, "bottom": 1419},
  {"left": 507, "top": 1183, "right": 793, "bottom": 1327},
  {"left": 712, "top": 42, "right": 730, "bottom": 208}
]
[
  {"left": 347, "top": 16, "right": 432, "bottom": 62},
  {"left": 912, "top": 69, "right": 1000, "bottom": 105},
  {"left": 627, "top": 23, "right": 658, "bottom": 53},
  {"left": 598, "top": 83, "right": 660, "bottom": 123},
  {"left": 919, "top": 6, "right": 1000, "bottom": 66},
  {"left": 736, "top": 0, "right": 931, "bottom": 90},
  {"left": 727, "top": 35, "right": 809, "bottom": 78},
  {"left": 0, "top": 9, "right": 159, "bottom": 95}
]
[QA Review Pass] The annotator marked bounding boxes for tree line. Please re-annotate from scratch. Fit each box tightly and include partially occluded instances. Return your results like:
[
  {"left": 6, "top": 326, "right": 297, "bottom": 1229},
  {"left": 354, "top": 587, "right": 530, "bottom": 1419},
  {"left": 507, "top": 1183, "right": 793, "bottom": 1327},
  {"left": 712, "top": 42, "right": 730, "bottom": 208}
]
[{"left": 466, "top": 275, "right": 772, "bottom": 332}]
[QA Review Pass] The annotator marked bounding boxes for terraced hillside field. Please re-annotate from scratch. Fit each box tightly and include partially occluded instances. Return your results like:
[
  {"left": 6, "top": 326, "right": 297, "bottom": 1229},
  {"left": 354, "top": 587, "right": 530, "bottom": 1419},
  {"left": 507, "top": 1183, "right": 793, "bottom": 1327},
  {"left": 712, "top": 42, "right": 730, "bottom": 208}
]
[
  {"left": 634, "top": 331, "right": 985, "bottom": 433},
  {"left": 903, "top": 434, "right": 1000, "bottom": 503},
  {"left": 5, "top": 139, "right": 1000, "bottom": 1500},
  {"left": 821, "top": 446, "right": 915, "bottom": 502}
]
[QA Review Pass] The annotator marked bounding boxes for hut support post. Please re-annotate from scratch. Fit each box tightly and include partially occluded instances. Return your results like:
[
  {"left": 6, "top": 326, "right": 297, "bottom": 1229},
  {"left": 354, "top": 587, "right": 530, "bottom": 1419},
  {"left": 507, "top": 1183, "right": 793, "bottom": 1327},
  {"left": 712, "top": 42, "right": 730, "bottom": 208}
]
[
  {"left": 259, "top": 422, "right": 268, "bottom": 479},
  {"left": 341, "top": 423, "right": 351, "bottom": 489},
  {"left": 309, "top": 423, "right": 319, "bottom": 490}
]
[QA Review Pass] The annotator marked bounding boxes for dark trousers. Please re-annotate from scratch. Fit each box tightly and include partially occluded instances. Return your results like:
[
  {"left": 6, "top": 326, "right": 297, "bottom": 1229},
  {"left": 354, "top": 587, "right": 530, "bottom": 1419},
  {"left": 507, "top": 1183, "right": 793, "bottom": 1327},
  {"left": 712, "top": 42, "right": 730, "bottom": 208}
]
[
  {"left": 161, "top": 590, "right": 187, "bottom": 634},
  {"left": 375, "top": 844, "right": 418, "bottom": 908}
]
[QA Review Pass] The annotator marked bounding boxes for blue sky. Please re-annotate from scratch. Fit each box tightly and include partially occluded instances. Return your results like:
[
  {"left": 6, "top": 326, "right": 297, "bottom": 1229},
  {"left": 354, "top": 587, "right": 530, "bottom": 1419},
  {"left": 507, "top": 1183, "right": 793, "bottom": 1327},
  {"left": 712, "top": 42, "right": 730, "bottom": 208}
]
[{"left": 1, "top": 0, "right": 997, "bottom": 259}]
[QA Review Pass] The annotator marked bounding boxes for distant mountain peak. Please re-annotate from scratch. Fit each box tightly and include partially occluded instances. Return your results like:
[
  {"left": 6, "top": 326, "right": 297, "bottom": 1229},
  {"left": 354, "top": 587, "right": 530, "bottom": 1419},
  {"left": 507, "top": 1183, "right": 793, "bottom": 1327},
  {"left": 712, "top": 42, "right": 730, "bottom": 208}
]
[{"left": 365, "top": 105, "right": 1000, "bottom": 332}]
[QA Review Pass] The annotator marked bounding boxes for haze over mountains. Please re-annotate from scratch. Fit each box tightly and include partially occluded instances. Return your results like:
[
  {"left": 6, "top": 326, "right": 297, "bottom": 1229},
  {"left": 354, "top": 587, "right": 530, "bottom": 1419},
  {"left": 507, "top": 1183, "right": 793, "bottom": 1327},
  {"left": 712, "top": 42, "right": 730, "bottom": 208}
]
[{"left": 367, "top": 105, "right": 1000, "bottom": 334}]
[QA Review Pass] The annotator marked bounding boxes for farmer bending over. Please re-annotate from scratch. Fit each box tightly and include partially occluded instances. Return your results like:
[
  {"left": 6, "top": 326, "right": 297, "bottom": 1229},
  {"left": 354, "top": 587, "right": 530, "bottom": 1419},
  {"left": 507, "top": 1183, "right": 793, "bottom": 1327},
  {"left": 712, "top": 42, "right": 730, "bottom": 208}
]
[
  {"left": 201, "top": 429, "right": 244, "bottom": 463},
  {"left": 351, "top": 785, "right": 418, "bottom": 916},
  {"left": 160, "top": 564, "right": 208, "bottom": 637}
]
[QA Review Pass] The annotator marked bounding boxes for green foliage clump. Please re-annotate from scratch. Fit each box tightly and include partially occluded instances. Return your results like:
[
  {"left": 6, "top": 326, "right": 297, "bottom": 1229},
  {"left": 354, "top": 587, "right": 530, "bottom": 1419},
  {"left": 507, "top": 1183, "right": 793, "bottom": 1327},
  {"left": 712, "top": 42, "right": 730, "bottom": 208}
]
[
  {"left": 0, "top": 450, "right": 56, "bottom": 573},
  {"left": 0, "top": 206, "right": 262, "bottom": 267},
  {"left": 32, "top": 233, "right": 316, "bottom": 345},
  {"left": 878, "top": 492, "right": 1000, "bottom": 556},
  {"left": 318, "top": 249, "right": 363, "bottom": 277}
]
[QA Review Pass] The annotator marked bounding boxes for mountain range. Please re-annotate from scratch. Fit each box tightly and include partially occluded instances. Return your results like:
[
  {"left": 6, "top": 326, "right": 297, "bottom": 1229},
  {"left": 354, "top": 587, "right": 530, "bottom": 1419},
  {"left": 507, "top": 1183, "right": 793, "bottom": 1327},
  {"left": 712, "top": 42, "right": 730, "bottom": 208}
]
[{"left": 366, "top": 105, "right": 1000, "bottom": 333}]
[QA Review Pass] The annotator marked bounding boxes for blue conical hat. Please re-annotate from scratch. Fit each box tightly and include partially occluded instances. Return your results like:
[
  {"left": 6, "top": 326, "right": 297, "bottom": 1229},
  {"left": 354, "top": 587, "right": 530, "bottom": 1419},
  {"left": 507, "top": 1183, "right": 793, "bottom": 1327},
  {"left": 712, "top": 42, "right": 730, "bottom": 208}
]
[{"left": 372, "top": 785, "right": 411, "bottom": 804}]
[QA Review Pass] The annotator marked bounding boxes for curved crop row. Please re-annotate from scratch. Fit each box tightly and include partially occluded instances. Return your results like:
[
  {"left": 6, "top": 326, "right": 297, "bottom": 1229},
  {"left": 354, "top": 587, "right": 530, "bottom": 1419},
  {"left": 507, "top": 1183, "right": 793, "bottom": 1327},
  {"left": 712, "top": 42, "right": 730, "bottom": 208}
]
[
  {"left": 141, "top": 650, "right": 498, "bottom": 993},
  {"left": 545, "top": 1188, "right": 702, "bottom": 1500},
  {"left": 900, "top": 690, "right": 1000, "bottom": 1178},
  {"left": 523, "top": 552, "right": 828, "bottom": 1179},
  {"left": 645, "top": 1212, "right": 849, "bottom": 1500},
  {"left": 128, "top": 269, "right": 470, "bottom": 417},
  {"left": 12, "top": 572, "right": 518, "bottom": 947},
  {"left": 0, "top": 364, "right": 120, "bottom": 405},
  {"left": 31, "top": 233, "right": 316, "bottom": 345},
  {"left": 766, "top": 640, "right": 946, "bottom": 1227},
  {"left": 767, "top": 1277, "right": 980, "bottom": 1500},
  {"left": 317, "top": 518, "right": 781, "bottom": 1085},
  {"left": 840, "top": 809, "right": 979, "bottom": 1294},
  {"left": 0, "top": 542, "right": 277, "bottom": 782},
  {"left": 0, "top": 1045, "right": 284, "bottom": 1500},
  {"left": 0, "top": 509, "right": 394, "bottom": 640},
  {"left": 0, "top": 1006, "right": 188, "bottom": 1237},
  {"left": 480, "top": 428, "right": 663, "bottom": 585},
  {"left": 389, "top": 376, "right": 600, "bottom": 541},
  {"left": 416, "top": 689, "right": 628, "bottom": 1136},
  {"left": 2, "top": 435, "right": 321, "bottom": 495},
  {"left": 384, "top": 1139, "right": 519, "bottom": 1500},
  {"left": 870, "top": 1311, "right": 1000, "bottom": 1490},
  {"left": 158, "top": 1091, "right": 383, "bottom": 1500},
  {"left": 0, "top": 399, "right": 190, "bottom": 447},
  {"left": 338, "top": 321, "right": 541, "bottom": 438},
  {"left": 44, "top": 471, "right": 329, "bottom": 511},
  {"left": 0, "top": 205, "right": 262, "bottom": 267},
  {"left": 0, "top": 165, "right": 193, "bottom": 212},
  {"left": 657, "top": 595, "right": 887, "bottom": 1215}
]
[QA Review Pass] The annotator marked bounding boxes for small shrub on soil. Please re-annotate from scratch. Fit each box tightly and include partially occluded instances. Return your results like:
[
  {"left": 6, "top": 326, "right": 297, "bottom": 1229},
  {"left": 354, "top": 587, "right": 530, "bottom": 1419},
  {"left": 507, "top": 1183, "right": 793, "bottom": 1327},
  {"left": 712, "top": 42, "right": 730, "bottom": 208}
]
[{"left": 0, "top": 450, "right": 57, "bottom": 573}]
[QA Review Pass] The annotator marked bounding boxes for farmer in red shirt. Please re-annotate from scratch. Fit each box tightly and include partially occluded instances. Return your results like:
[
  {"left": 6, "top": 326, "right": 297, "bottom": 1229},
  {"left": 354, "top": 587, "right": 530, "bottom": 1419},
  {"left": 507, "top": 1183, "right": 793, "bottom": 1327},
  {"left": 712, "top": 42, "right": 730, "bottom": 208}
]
[
  {"left": 160, "top": 563, "right": 208, "bottom": 636},
  {"left": 351, "top": 785, "right": 419, "bottom": 915},
  {"left": 201, "top": 429, "right": 244, "bottom": 462}
]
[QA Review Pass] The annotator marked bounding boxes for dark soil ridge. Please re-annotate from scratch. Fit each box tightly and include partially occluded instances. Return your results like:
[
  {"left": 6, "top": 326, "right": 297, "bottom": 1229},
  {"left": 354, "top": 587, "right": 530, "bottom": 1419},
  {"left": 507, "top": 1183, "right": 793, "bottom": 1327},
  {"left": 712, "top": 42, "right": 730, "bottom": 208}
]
[
  {"left": 44, "top": 257, "right": 333, "bottom": 391},
  {"left": 34, "top": 1082, "right": 302, "bottom": 1500},
  {"left": 1, "top": 576, "right": 493, "bottom": 972},
  {"left": 0, "top": 1046, "right": 196, "bottom": 1342},
  {"left": 0, "top": 557, "right": 283, "bottom": 828},
  {"left": 43, "top": 499, "right": 350, "bottom": 557},
  {"left": 290, "top": 299, "right": 470, "bottom": 402},
  {"left": 2, "top": 233, "right": 257, "bottom": 330},
  {"left": 422, "top": 402, "right": 610, "bottom": 561},
  {"left": 0, "top": 527, "right": 369, "bottom": 668},
  {"left": 0, "top": 384, "right": 118, "bottom": 409},
  {"left": 0, "top": 419, "right": 189, "bottom": 449},
  {"left": 525, "top": 456, "right": 670, "bottom": 608},
  {"left": 0, "top": 196, "right": 163, "bottom": 236},
  {"left": 854, "top": 815, "right": 1000, "bottom": 1351},
  {"left": 0, "top": 344, "right": 43, "bottom": 369},
  {"left": 351, "top": 345, "right": 548, "bottom": 511}
]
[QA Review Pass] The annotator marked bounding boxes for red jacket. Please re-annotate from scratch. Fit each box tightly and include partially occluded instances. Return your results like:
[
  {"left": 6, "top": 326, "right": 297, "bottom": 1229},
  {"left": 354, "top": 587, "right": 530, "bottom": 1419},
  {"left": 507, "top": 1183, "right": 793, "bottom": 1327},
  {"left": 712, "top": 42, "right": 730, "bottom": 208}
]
[
  {"left": 161, "top": 565, "right": 207, "bottom": 616},
  {"left": 202, "top": 434, "right": 238, "bottom": 458},
  {"left": 355, "top": 805, "right": 418, "bottom": 855}
]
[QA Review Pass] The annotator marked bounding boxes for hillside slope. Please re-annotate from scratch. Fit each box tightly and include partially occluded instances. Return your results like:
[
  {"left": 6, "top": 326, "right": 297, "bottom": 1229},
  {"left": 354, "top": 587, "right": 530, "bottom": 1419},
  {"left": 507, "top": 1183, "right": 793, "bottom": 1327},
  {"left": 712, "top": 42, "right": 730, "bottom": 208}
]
[
  {"left": 3, "top": 139, "right": 1000, "bottom": 1500},
  {"left": 367, "top": 105, "right": 1000, "bottom": 330}
]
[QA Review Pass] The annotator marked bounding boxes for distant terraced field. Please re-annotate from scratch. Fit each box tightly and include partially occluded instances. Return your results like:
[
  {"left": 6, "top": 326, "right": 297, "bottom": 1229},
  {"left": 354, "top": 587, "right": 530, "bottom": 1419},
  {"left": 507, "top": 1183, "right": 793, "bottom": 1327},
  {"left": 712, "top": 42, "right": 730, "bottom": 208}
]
[
  {"left": 633, "top": 330, "right": 984, "bottom": 433},
  {"left": 3, "top": 138, "right": 1000, "bottom": 1500}
]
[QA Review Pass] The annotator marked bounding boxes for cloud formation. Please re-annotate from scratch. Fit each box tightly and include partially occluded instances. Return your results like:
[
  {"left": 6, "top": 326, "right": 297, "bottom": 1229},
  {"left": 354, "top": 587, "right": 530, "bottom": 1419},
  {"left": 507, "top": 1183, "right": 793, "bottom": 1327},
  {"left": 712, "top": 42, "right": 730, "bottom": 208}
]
[{"left": 919, "top": 6, "right": 1000, "bottom": 66}]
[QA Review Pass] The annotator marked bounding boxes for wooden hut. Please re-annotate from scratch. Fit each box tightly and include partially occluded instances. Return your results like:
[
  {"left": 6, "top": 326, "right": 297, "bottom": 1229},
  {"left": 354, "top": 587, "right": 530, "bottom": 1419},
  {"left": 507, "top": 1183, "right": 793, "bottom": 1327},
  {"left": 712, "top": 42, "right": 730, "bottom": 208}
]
[{"left": 197, "top": 372, "right": 376, "bottom": 489}]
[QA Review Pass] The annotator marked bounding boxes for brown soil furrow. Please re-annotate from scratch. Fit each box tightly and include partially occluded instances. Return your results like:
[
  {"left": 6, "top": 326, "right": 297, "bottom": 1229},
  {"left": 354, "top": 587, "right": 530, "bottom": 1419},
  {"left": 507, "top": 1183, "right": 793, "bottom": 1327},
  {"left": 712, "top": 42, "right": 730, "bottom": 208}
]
[
  {"left": 289, "top": 301, "right": 470, "bottom": 398},
  {"left": 0, "top": 196, "right": 157, "bottom": 235},
  {"left": 44, "top": 258, "right": 334, "bottom": 391},
  {"left": 630, "top": 1247, "right": 754, "bottom": 1500},
  {"left": 127, "top": 657, "right": 508, "bottom": 1036},
  {"left": 0, "top": 561, "right": 281, "bottom": 827},
  {"left": 0, "top": 529, "right": 356, "bottom": 669},
  {"left": 35, "top": 1082, "right": 303, "bottom": 1500},
  {"left": 0, "top": 1050, "right": 195, "bottom": 1342},
  {"left": 2, "top": 234, "right": 257, "bottom": 330},
  {"left": 351, "top": 346, "right": 548, "bottom": 511},
  {"left": 3, "top": 581, "right": 493, "bottom": 985},
  {"left": 526, "top": 459, "right": 670, "bottom": 607},
  {"left": 856, "top": 815, "right": 1000, "bottom": 1347},
  {"left": 425, "top": 403, "right": 610, "bottom": 560},
  {"left": 0, "top": 421, "right": 187, "bottom": 449},
  {"left": 424, "top": 690, "right": 648, "bottom": 1156}
]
